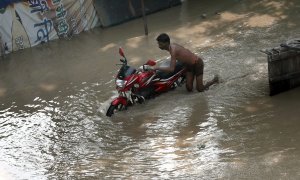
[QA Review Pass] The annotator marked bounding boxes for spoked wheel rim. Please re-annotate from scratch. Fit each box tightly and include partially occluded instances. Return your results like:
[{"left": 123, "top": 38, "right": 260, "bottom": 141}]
[{"left": 116, "top": 104, "right": 123, "bottom": 110}]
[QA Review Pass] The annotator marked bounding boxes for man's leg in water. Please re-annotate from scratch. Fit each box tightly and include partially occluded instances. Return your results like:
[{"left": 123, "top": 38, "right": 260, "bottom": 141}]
[
  {"left": 196, "top": 74, "right": 218, "bottom": 92},
  {"left": 185, "top": 71, "right": 194, "bottom": 92}
]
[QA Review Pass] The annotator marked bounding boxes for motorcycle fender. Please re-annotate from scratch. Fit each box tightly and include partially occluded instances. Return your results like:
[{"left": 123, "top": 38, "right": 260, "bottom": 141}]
[{"left": 111, "top": 96, "right": 128, "bottom": 106}]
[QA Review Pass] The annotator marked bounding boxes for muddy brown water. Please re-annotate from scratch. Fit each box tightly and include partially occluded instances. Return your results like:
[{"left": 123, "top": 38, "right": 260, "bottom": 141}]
[{"left": 1, "top": 0, "right": 300, "bottom": 179}]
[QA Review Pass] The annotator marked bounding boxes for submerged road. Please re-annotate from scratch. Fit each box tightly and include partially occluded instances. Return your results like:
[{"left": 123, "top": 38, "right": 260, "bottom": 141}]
[{"left": 1, "top": 0, "right": 300, "bottom": 179}]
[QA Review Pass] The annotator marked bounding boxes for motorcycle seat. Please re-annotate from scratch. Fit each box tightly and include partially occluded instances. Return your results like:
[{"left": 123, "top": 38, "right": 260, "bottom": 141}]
[{"left": 155, "top": 61, "right": 184, "bottom": 80}]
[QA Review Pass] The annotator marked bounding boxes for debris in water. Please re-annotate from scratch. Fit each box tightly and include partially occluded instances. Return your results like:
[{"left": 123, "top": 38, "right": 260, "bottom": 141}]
[{"left": 198, "top": 144, "right": 206, "bottom": 149}]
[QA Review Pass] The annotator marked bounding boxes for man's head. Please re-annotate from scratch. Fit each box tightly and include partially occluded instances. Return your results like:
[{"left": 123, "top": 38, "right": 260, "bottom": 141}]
[{"left": 156, "top": 33, "right": 170, "bottom": 50}]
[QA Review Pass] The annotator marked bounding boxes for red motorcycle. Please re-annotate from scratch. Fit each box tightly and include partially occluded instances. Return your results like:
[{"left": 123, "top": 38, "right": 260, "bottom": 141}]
[{"left": 106, "top": 47, "right": 186, "bottom": 117}]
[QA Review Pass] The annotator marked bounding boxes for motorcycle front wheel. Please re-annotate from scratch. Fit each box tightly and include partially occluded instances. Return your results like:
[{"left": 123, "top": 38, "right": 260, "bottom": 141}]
[
  {"left": 106, "top": 105, "right": 116, "bottom": 117},
  {"left": 106, "top": 103, "right": 127, "bottom": 117}
]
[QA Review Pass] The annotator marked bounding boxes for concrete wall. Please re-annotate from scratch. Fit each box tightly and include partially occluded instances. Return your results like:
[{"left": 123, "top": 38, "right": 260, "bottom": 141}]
[
  {"left": 0, "top": 0, "right": 100, "bottom": 56},
  {"left": 94, "top": 0, "right": 182, "bottom": 27},
  {"left": 0, "top": 0, "right": 181, "bottom": 56}
]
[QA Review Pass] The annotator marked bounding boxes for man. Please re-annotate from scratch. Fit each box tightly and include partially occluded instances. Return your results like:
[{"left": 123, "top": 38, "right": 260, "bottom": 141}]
[{"left": 154, "top": 33, "right": 218, "bottom": 92}]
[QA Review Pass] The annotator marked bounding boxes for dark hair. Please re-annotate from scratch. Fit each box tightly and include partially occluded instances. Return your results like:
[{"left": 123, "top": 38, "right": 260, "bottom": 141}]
[{"left": 156, "top": 33, "right": 170, "bottom": 43}]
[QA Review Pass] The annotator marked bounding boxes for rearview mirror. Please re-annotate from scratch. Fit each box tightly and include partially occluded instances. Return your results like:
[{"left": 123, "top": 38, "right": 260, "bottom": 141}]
[
  {"left": 119, "top": 47, "right": 125, "bottom": 57},
  {"left": 145, "top": 59, "right": 156, "bottom": 66}
]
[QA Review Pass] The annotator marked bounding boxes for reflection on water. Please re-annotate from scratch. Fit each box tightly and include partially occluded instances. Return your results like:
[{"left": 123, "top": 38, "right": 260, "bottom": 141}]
[{"left": 1, "top": 0, "right": 300, "bottom": 179}]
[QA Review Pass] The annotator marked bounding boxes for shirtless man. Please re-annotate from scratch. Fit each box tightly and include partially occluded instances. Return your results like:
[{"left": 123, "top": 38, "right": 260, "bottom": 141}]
[{"left": 154, "top": 33, "right": 218, "bottom": 92}]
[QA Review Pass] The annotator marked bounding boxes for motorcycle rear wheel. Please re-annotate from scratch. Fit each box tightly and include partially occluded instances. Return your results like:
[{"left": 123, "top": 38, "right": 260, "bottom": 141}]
[{"left": 179, "top": 75, "right": 186, "bottom": 85}]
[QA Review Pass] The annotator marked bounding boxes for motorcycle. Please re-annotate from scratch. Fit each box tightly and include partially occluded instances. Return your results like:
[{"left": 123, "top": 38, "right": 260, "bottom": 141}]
[{"left": 106, "top": 47, "right": 186, "bottom": 117}]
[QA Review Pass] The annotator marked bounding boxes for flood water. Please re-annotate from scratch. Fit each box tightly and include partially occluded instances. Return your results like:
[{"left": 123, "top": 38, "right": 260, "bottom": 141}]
[{"left": 1, "top": 0, "right": 300, "bottom": 179}]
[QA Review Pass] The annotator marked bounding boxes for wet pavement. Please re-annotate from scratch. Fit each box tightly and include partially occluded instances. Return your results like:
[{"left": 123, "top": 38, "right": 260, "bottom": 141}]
[{"left": 1, "top": 0, "right": 300, "bottom": 179}]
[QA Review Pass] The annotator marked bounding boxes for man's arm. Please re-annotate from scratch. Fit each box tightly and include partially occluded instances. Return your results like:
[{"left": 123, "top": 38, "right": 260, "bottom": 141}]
[
  {"left": 155, "top": 58, "right": 176, "bottom": 73},
  {"left": 155, "top": 49, "right": 176, "bottom": 73}
]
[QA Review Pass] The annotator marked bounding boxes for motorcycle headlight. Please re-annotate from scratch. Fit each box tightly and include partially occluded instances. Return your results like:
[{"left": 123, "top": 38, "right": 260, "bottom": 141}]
[{"left": 116, "top": 79, "right": 127, "bottom": 88}]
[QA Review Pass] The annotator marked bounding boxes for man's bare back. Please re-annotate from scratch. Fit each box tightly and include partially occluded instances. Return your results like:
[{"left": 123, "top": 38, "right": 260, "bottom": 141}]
[{"left": 169, "top": 43, "right": 200, "bottom": 65}]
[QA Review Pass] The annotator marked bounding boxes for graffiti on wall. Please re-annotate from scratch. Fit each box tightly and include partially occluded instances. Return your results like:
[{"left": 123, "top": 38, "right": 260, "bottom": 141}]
[{"left": 0, "top": 0, "right": 100, "bottom": 56}]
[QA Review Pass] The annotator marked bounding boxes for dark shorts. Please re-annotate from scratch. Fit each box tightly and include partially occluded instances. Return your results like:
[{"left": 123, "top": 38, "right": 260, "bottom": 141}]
[{"left": 185, "top": 58, "right": 204, "bottom": 76}]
